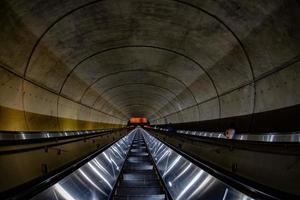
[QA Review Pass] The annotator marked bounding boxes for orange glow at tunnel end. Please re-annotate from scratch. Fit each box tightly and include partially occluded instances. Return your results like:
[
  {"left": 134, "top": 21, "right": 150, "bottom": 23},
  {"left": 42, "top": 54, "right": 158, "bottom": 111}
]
[{"left": 129, "top": 117, "right": 148, "bottom": 124}]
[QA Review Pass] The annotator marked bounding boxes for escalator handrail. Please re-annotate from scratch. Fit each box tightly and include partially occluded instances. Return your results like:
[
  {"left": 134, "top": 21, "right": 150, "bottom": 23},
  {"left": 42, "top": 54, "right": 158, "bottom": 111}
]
[
  {"left": 0, "top": 129, "right": 127, "bottom": 155},
  {"left": 151, "top": 129, "right": 300, "bottom": 155},
  {"left": 0, "top": 135, "right": 125, "bottom": 200},
  {"left": 0, "top": 128, "right": 127, "bottom": 145},
  {"left": 147, "top": 130, "right": 300, "bottom": 200}
]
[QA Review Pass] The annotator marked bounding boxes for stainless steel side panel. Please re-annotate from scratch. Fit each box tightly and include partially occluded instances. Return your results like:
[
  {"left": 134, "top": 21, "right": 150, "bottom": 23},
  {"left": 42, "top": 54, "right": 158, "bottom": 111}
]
[
  {"left": 142, "top": 128, "right": 253, "bottom": 200},
  {"left": 31, "top": 129, "right": 136, "bottom": 200}
]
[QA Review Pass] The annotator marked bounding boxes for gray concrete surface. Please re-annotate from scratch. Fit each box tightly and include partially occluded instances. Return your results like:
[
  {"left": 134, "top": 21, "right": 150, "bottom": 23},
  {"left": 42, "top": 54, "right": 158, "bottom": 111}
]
[{"left": 0, "top": 0, "right": 299, "bottom": 129}]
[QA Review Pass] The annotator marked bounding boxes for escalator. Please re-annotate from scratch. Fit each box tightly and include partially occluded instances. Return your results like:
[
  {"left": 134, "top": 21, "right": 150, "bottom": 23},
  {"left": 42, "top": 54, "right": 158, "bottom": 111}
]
[
  {"left": 113, "top": 131, "right": 166, "bottom": 199},
  {"left": 7, "top": 128, "right": 271, "bottom": 200}
]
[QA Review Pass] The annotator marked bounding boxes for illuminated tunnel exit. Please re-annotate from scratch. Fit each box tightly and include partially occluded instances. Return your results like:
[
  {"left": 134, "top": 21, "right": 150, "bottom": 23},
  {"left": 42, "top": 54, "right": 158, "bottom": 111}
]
[{"left": 127, "top": 117, "right": 150, "bottom": 127}]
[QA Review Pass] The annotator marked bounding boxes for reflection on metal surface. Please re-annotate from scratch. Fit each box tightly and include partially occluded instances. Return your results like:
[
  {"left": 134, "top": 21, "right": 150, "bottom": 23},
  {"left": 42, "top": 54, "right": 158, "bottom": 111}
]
[
  {"left": 0, "top": 129, "right": 117, "bottom": 141},
  {"left": 54, "top": 183, "right": 76, "bottom": 200},
  {"left": 31, "top": 130, "right": 136, "bottom": 200},
  {"left": 153, "top": 127, "right": 300, "bottom": 142},
  {"left": 141, "top": 128, "right": 253, "bottom": 200}
]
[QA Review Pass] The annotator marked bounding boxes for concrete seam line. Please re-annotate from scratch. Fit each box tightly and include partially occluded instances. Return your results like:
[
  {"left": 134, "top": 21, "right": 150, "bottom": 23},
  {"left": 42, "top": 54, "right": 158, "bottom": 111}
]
[
  {"left": 0, "top": 63, "right": 124, "bottom": 122},
  {"left": 153, "top": 57, "right": 300, "bottom": 121}
]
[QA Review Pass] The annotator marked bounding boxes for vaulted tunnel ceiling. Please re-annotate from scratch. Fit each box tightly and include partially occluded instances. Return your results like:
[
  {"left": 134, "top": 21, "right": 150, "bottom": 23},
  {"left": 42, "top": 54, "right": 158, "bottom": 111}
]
[{"left": 0, "top": 0, "right": 299, "bottom": 130}]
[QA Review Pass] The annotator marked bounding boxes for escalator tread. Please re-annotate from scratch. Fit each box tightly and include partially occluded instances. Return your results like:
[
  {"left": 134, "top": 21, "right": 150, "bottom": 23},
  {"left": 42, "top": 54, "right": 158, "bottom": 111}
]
[{"left": 113, "top": 133, "right": 166, "bottom": 200}]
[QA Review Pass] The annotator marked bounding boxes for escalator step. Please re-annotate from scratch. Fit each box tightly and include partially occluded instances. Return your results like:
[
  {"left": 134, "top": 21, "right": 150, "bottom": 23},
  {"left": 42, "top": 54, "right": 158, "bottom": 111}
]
[
  {"left": 113, "top": 194, "right": 166, "bottom": 200},
  {"left": 127, "top": 156, "right": 150, "bottom": 161},
  {"left": 113, "top": 132, "right": 165, "bottom": 199},
  {"left": 128, "top": 152, "right": 149, "bottom": 156},
  {"left": 123, "top": 173, "right": 158, "bottom": 180},
  {"left": 118, "top": 179, "right": 161, "bottom": 187},
  {"left": 115, "top": 187, "right": 162, "bottom": 195},
  {"left": 123, "top": 164, "right": 153, "bottom": 170},
  {"left": 122, "top": 169, "right": 155, "bottom": 175}
]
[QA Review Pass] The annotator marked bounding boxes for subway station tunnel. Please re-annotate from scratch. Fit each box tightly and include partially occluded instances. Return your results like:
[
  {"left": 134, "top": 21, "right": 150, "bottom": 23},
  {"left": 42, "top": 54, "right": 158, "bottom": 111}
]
[{"left": 0, "top": 0, "right": 299, "bottom": 199}]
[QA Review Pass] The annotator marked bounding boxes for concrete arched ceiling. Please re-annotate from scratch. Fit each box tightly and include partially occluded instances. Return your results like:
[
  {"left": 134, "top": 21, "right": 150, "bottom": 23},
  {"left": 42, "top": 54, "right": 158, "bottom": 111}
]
[
  {"left": 0, "top": 0, "right": 299, "bottom": 130},
  {"left": 24, "top": 0, "right": 251, "bottom": 120}
]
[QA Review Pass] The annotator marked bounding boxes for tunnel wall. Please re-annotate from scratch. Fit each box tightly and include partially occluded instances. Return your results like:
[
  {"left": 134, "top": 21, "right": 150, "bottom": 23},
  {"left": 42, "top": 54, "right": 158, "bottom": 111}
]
[
  {"left": 149, "top": 1, "right": 300, "bottom": 132},
  {"left": 154, "top": 60, "right": 300, "bottom": 132},
  {"left": 0, "top": 68, "right": 125, "bottom": 131},
  {"left": 0, "top": 0, "right": 299, "bottom": 132},
  {"left": 155, "top": 104, "right": 300, "bottom": 133}
]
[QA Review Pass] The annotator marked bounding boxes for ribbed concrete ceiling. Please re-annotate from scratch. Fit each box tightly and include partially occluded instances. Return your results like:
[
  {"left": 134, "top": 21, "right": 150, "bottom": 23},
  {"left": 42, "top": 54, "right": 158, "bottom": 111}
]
[{"left": 0, "top": 0, "right": 299, "bottom": 126}]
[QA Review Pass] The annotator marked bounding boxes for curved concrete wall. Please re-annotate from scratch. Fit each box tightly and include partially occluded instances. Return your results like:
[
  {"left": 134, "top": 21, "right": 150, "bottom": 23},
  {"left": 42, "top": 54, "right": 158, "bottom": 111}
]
[
  {"left": 0, "top": 67, "right": 125, "bottom": 131},
  {"left": 0, "top": 0, "right": 299, "bottom": 131}
]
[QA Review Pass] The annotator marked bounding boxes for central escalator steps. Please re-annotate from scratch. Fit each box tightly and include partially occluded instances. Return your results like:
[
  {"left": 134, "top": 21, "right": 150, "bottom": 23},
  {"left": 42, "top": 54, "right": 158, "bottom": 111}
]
[{"left": 113, "top": 132, "right": 166, "bottom": 200}]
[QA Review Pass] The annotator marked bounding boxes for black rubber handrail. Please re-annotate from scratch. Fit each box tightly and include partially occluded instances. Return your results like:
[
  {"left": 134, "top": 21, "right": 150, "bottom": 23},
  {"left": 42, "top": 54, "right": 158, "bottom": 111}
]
[
  {"left": 0, "top": 130, "right": 125, "bottom": 155},
  {"left": 0, "top": 128, "right": 126, "bottom": 145},
  {"left": 0, "top": 132, "right": 129, "bottom": 200},
  {"left": 147, "top": 130, "right": 300, "bottom": 200},
  {"left": 151, "top": 129, "right": 300, "bottom": 155},
  {"left": 0, "top": 128, "right": 119, "bottom": 134}
]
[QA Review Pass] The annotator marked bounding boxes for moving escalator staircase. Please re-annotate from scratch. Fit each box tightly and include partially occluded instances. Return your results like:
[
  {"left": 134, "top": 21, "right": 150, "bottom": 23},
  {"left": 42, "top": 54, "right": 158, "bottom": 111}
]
[{"left": 113, "top": 132, "right": 166, "bottom": 199}]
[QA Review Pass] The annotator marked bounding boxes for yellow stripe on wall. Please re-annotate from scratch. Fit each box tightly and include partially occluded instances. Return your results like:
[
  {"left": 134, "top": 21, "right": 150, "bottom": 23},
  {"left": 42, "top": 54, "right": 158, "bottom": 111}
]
[{"left": 0, "top": 105, "right": 124, "bottom": 131}]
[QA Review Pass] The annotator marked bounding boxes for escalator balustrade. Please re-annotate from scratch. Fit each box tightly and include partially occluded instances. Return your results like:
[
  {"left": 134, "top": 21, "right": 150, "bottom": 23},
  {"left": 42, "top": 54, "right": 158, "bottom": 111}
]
[{"left": 113, "top": 132, "right": 166, "bottom": 200}]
